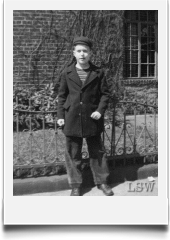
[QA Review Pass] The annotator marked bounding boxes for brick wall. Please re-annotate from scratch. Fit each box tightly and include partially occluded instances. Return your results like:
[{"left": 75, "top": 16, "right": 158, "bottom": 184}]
[
  {"left": 13, "top": 10, "right": 157, "bottom": 100},
  {"left": 13, "top": 10, "right": 124, "bottom": 89},
  {"left": 13, "top": 10, "right": 74, "bottom": 87}
]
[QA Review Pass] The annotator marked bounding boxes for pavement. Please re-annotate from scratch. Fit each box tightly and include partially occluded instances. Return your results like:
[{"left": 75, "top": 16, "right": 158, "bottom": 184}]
[
  {"left": 14, "top": 163, "right": 158, "bottom": 196},
  {"left": 25, "top": 177, "right": 158, "bottom": 196}
]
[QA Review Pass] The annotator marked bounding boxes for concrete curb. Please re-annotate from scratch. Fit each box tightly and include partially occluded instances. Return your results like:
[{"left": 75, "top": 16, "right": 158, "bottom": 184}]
[{"left": 13, "top": 163, "right": 158, "bottom": 196}]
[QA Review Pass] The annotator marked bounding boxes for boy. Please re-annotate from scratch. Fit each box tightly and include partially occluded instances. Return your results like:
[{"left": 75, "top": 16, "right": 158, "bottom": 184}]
[{"left": 56, "top": 36, "right": 113, "bottom": 196}]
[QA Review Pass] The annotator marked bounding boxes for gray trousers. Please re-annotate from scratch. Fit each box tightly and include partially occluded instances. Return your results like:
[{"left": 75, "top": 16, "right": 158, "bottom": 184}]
[{"left": 65, "top": 135, "right": 109, "bottom": 188}]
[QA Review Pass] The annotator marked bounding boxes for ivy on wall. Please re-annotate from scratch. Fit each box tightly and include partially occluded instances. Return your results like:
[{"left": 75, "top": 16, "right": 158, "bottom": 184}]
[{"left": 13, "top": 10, "right": 125, "bottom": 99}]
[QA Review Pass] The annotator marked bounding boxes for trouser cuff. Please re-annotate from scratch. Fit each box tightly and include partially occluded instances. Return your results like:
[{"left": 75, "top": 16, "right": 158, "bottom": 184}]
[{"left": 70, "top": 183, "right": 82, "bottom": 188}]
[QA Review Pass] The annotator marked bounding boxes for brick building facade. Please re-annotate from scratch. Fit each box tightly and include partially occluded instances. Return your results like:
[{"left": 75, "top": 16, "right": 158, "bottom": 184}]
[{"left": 13, "top": 10, "right": 158, "bottom": 99}]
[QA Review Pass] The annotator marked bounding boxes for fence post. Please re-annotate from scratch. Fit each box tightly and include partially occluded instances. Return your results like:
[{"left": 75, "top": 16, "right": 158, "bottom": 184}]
[
  {"left": 133, "top": 92, "right": 137, "bottom": 164},
  {"left": 111, "top": 104, "right": 116, "bottom": 168},
  {"left": 42, "top": 99, "right": 46, "bottom": 162},
  {"left": 153, "top": 97, "right": 157, "bottom": 162},
  {"left": 16, "top": 96, "right": 20, "bottom": 163},
  {"left": 143, "top": 93, "right": 147, "bottom": 163},
  {"left": 29, "top": 99, "right": 33, "bottom": 165},
  {"left": 111, "top": 105, "right": 115, "bottom": 155},
  {"left": 123, "top": 90, "right": 127, "bottom": 166},
  {"left": 54, "top": 114, "right": 58, "bottom": 162}
]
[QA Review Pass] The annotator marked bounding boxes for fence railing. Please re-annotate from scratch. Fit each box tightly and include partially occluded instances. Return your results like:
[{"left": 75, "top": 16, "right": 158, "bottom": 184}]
[
  {"left": 102, "top": 93, "right": 158, "bottom": 168},
  {"left": 13, "top": 93, "right": 158, "bottom": 178}
]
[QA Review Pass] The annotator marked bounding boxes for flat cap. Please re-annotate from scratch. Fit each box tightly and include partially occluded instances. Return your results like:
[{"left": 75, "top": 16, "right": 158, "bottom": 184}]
[{"left": 73, "top": 36, "right": 93, "bottom": 48}]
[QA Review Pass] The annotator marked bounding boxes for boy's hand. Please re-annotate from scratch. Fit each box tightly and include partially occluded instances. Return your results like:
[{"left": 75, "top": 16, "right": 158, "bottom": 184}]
[
  {"left": 91, "top": 111, "right": 101, "bottom": 120},
  {"left": 57, "top": 119, "right": 65, "bottom": 126}
]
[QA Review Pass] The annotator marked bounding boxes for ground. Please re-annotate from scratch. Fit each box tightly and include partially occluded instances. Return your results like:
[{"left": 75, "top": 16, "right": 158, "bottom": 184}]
[{"left": 25, "top": 177, "right": 158, "bottom": 196}]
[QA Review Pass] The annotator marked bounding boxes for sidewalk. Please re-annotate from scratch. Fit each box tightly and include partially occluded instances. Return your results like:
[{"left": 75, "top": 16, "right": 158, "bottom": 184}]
[
  {"left": 25, "top": 177, "right": 158, "bottom": 196},
  {"left": 14, "top": 163, "right": 158, "bottom": 196}
]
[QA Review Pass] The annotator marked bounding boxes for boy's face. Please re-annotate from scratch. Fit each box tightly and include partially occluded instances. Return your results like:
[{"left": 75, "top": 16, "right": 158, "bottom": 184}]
[{"left": 73, "top": 44, "right": 92, "bottom": 66}]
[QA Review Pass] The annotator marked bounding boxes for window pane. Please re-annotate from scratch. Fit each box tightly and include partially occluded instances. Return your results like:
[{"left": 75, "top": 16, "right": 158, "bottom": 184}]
[
  {"left": 149, "top": 65, "right": 155, "bottom": 77},
  {"left": 140, "top": 11, "right": 147, "bottom": 21},
  {"left": 125, "top": 37, "right": 130, "bottom": 49},
  {"left": 141, "top": 37, "right": 148, "bottom": 50},
  {"left": 148, "top": 25, "right": 155, "bottom": 37},
  {"left": 131, "top": 51, "right": 138, "bottom": 63},
  {"left": 141, "top": 65, "right": 148, "bottom": 77},
  {"left": 148, "top": 11, "right": 155, "bottom": 22},
  {"left": 131, "top": 10, "right": 138, "bottom": 21},
  {"left": 131, "top": 23, "right": 138, "bottom": 35},
  {"left": 149, "top": 51, "right": 155, "bottom": 63},
  {"left": 141, "top": 51, "right": 147, "bottom": 63},
  {"left": 141, "top": 24, "right": 148, "bottom": 37},
  {"left": 131, "top": 65, "right": 138, "bottom": 77},
  {"left": 125, "top": 64, "right": 130, "bottom": 77},
  {"left": 131, "top": 37, "right": 138, "bottom": 49},
  {"left": 125, "top": 50, "right": 130, "bottom": 63},
  {"left": 125, "top": 23, "right": 130, "bottom": 35},
  {"left": 148, "top": 38, "right": 155, "bottom": 50}
]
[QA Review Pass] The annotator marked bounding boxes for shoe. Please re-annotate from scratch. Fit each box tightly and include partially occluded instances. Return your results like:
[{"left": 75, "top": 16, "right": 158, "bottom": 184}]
[
  {"left": 70, "top": 188, "right": 81, "bottom": 196},
  {"left": 97, "top": 184, "right": 114, "bottom": 196}
]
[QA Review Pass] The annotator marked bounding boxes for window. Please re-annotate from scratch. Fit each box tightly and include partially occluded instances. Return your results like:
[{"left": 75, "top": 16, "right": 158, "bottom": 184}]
[{"left": 124, "top": 10, "right": 158, "bottom": 79}]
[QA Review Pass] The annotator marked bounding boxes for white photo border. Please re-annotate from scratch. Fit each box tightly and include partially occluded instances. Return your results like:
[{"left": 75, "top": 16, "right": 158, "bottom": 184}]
[{"left": 4, "top": 0, "right": 168, "bottom": 225}]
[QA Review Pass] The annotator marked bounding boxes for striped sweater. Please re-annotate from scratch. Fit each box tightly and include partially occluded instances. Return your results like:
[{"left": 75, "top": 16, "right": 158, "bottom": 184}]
[{"left": 76, "top": 67, "right": 91, "bottom": 86}]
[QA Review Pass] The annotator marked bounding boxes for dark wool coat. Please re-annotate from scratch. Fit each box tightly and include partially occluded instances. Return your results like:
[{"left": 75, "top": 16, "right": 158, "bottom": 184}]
[{"left": 56, "top": 62, "right": 110, "bottom": 137}]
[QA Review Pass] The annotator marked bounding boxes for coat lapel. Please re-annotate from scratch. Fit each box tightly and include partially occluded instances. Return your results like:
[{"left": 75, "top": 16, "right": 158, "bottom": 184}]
[
  {"left": 82, "top": 70, "right": 98, "bottom": 89},
  {"left": 67, "top": 64, "right": 82, "bottom": 87}
]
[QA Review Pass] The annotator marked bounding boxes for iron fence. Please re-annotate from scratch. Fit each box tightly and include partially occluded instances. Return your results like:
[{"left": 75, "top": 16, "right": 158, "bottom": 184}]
[
  {"left": 103, "top": 93, "right": 158, "bottom": 168},
  {"left": 13, "top": 93, "right": 158, "bottom": 178}
]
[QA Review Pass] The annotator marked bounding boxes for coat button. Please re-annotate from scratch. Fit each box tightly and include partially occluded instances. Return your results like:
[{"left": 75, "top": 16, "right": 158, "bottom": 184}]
[{"left": 80, "top": 102, "right": 83, "bottom": 104}]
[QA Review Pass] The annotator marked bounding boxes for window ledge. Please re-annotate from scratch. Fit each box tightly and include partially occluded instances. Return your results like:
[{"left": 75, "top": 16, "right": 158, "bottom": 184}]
[{"left": 121, "top": 78, "right": 158, "bottom": 86}]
